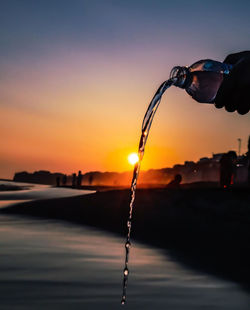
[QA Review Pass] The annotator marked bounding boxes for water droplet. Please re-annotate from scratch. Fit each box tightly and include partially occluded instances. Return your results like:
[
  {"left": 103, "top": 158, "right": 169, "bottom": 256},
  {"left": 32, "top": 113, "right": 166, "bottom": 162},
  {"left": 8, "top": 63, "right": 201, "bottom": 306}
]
[
  {"left": 125, "top": 241, "right": 131, "bottom": 249},
  {"left": 123, "top": 268, "right": 129, "bottom": 276},
  {"left": 121, "top": 297, "right": 126, "bottom": 305}
]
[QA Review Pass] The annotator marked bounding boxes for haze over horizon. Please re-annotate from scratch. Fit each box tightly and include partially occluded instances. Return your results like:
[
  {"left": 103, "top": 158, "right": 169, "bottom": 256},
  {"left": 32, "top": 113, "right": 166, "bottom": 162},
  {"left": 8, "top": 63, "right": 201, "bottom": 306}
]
[{"left": 1, "top": 0, "right": 250, "bottom": 179}]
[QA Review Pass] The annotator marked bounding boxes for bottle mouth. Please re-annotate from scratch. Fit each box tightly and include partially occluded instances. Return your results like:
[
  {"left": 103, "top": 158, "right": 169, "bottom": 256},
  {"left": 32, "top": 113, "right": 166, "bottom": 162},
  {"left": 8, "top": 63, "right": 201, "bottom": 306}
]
[{"left": 169, "top": 66, "right": 189, "bottom": 88}]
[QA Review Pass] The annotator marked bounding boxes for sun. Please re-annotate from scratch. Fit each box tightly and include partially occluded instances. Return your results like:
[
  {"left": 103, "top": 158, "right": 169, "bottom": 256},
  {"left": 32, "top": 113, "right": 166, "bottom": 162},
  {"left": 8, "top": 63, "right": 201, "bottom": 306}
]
[{"left": 128, "top": 153, "right": 139, "bottom": 165}]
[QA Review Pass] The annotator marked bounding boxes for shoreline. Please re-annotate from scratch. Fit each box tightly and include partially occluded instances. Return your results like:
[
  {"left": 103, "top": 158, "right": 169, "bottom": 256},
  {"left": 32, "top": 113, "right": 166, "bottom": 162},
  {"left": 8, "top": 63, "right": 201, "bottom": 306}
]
[
  {"left": 0, "top": 184, "right": 28, "bottom": 191},
  {"left": 1, "top": 187, "right": 250, "bottom": 288}
]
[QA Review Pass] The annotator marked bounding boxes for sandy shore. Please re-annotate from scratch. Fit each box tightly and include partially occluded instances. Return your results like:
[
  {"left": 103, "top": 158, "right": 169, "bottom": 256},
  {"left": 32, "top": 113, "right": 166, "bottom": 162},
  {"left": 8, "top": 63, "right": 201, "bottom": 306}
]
[{"left": 2, "top": 187, "right": 250, "bottom": 287}]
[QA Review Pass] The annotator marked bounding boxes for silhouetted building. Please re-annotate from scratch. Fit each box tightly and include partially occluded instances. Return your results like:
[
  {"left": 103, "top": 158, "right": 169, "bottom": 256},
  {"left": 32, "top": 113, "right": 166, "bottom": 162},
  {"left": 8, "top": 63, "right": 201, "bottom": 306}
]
[
  {"left": 13, "top": 136, "right": 250, "bottom": 187},
  {"left": 212, "top": 153, "right": 224, "bottom": 162}
]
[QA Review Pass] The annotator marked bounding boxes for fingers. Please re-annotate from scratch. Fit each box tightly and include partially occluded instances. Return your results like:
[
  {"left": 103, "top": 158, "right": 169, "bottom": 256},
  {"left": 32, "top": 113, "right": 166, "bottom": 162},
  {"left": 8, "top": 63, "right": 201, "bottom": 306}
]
[
  {"left": 214, "top": 87, "right": 228, "bottom": 109},
  {"left": 215, "top": 86, "right": 250, "bottom": 114},
  {"left": 236, "top": 92, "right": 250, "bottom": 115},
  {"left": 214, "top": 63, "right": 250, "bottom": 114},
  {"left": 214, "top": 51, "right": 250, "bottom": 115},
  {"left": 223, "top": 51, "right": 250, "bottom": 65},
  {"left": 215, "top": 74, "right": 236, "bottom": 109},
  {"left": 224, "top": 91, "right": 237, "bottom": 112},
  {"left": 237, "top": 105, "right": 250, "bottom": 115}
]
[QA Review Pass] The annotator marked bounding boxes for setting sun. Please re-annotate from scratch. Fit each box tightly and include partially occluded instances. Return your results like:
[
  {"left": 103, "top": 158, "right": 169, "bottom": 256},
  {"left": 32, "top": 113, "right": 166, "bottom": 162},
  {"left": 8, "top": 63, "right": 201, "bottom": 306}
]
[{"left": 128, "top": 153, "right": 139, "bottom": 165}]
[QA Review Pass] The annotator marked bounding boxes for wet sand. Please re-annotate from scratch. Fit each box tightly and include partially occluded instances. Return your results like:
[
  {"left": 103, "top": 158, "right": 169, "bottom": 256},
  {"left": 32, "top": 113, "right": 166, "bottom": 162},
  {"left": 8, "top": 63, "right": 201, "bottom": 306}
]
[
  {"left": 1, "top": 213, "right": 249, "bottom": 309},
  {"left": 2, "top": 187, "right": 250, "bottom": 288}
]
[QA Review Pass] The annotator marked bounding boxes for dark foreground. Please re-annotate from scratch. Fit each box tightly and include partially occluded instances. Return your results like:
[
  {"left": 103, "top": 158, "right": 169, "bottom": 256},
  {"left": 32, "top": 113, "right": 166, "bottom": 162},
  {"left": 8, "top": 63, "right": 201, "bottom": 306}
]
[{"left": 2, "top": 187, "right": 250, "bottom": 288}]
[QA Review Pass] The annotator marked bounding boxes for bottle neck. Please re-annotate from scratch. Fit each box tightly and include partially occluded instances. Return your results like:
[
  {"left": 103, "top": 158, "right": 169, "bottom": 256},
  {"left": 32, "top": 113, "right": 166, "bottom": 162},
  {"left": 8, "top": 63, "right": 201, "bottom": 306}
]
[{"left": 169, "top": 66, "right": 190, "bottom": 88}]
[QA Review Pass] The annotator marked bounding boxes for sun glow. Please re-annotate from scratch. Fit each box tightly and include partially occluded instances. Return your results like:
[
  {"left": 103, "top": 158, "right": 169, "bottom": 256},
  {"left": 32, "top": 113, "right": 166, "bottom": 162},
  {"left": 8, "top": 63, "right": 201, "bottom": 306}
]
[{"left": 128, "top": 153, "right": 139, "bottom": 165}]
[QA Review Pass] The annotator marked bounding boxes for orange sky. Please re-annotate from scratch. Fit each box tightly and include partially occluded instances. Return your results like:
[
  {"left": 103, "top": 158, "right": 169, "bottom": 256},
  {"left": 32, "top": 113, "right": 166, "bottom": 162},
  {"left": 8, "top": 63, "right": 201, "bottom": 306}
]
[
  {"left": 1, "top": 52, "right": 249, "bottom": 179},
  {"left": 1, "top": 1, "right": 250, "bottom": 179}
]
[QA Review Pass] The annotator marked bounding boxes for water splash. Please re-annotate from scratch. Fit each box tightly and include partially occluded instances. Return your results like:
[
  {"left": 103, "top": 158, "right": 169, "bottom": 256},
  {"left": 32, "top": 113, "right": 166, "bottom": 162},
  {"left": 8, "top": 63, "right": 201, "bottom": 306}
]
[{"left": 121, "top": 78, "right": 173, "bottom": 304}]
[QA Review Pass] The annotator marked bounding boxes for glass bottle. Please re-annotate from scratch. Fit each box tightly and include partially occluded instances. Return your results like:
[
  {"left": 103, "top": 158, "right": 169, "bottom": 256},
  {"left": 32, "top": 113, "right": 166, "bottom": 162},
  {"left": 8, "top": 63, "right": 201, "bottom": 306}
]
[{"left": 170, "top": 59, "right": 232, "bottom": 103}]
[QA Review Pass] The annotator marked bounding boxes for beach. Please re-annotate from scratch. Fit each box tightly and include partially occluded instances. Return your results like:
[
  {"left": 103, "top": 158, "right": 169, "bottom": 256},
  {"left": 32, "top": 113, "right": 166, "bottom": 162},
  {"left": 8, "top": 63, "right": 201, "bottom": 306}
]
[
  {"left": 2, "top": 213, "right": 250, "bottom": 310},
  {"left": 0, "top": 182, "right": 250, "bottom": 308}
]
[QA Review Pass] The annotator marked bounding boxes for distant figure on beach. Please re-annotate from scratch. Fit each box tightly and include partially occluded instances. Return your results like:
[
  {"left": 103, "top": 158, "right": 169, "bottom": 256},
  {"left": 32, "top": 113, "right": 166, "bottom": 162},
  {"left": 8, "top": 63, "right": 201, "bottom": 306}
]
[
  {"left": 220, "top": 151, "right": 237, "bottom": 188},
  {"left": 56, "top": 176, "right": 60, "bottom": 187},
  {"left": 248, "top": 136, "right": 250, "bottom": 185},
  {"left": 167, "top": 174, "right": 182, "bottom": 189},
  {"left": 72, "top": 173, "right": 76, "bottom": 188},
  {"left": 77, "top": 170, "right": 82, "bottom": 188},
  {"left": 62, "top": 174, "right": 67, "bottom": 186},
  {"left": 215, "top": 51, "right": 250, "bottom": 114}
]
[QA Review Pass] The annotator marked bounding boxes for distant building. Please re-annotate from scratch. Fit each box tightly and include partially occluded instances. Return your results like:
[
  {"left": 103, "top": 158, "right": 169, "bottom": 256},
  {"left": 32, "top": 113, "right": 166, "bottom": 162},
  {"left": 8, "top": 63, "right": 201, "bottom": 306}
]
[
  {"left": 199, "top": 157, "right": 209, "bottom": 162},
  {"left": 235, "top": 155, "right": 248, "bottom": 184},
  {"left": 212, "top": 153, "right": 224, "bottom": 162}
]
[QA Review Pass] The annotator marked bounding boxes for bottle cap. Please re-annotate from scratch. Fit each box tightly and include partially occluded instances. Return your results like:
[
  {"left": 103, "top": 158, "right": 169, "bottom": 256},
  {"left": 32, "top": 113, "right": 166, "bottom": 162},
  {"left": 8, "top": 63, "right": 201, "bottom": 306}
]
[{"left": 170, "top": 66, "right": 189, "bottom": 88}]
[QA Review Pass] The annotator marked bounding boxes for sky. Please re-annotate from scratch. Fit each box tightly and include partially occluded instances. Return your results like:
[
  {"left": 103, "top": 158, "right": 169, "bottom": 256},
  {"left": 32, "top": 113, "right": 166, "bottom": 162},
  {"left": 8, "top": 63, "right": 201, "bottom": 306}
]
[{"left": 1, "top": 0, "right": 250, "bottom": 179}]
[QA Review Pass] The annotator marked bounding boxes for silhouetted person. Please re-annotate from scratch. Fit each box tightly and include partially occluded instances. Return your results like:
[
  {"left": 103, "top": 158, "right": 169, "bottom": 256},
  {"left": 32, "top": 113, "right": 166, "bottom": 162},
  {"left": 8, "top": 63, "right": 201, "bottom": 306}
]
[
  {"left": 77, "top": 170, "right": 82, "bottom": 188},
  {"left": 167, "top": 174, "right": 182, "bottom": 189},
  {"left": 72, "top": 173, "right": 76, "bottom": 188},
  {"left": 62, "top": 174, "right": 67, "bottom": 186},
  {"left": 215, "top": 51, "right": 250, "bottom": 114},
  {"left": 248, "top": 136, "right": 250, "bottom": 185},
  {"left": 220, "top": 151, "right": 237, "bottom": 188},
  {"left": 56, "top": 176, "right": 60, "bottom": 187}
]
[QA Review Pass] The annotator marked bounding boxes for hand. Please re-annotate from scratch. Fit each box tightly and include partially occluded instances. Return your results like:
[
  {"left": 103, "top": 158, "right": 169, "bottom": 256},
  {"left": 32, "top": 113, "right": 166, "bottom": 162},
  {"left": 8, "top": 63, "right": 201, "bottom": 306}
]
[{"left": 215, "top": 51, "right": 250, "bottom": 114}]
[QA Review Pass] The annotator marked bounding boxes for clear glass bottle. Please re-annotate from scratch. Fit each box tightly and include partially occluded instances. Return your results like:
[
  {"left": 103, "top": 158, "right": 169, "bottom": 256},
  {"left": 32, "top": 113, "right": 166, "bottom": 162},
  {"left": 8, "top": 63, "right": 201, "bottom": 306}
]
[{"left": 170, "top": 59, "right": 232, "bottom": 103}]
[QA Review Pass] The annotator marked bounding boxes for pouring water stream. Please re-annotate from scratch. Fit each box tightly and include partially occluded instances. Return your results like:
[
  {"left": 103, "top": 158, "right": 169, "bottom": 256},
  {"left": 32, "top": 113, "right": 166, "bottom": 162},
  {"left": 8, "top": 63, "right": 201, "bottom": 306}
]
[{"left": 121, "top": 78, "right": 174, "bottom": 304}]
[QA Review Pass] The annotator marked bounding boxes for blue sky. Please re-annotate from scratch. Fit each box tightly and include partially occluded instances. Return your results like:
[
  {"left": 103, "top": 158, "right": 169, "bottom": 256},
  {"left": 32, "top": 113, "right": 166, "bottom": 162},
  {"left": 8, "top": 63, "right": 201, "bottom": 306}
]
[{"left": 1, "top": 0, "right": 250, "bottom": 61}]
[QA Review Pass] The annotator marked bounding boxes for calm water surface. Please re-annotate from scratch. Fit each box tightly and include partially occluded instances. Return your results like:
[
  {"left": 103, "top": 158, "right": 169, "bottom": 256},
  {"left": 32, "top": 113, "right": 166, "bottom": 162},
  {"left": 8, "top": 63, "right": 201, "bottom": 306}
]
[
  {"left": 0, "top": 181, "right": 93, "bottom": 205},
  {"left": 0, "top": 183, "right": 249, "bottom": 309}
]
